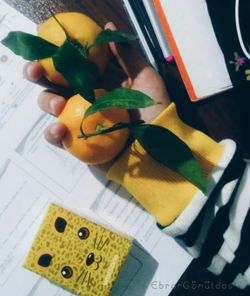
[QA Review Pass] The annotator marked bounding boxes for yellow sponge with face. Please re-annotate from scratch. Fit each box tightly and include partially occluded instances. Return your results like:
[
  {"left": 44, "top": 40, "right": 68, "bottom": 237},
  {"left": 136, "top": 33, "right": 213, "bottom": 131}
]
[
  {"left": 107, "top": 103, "right": 224, "bottom": 226},
  {"left": 24, "top": 204, "right": 132, "bottom": 296}
]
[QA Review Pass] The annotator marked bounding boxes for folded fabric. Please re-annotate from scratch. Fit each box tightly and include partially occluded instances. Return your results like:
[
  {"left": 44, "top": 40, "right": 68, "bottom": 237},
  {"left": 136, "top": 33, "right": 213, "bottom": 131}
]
[
  {"left": 107, "top": 103, "right": 250, "bottom": 289},
  {"left": 107, "top": 103, "right": 224, "bottom": 226},
  {"left": 173, "top": 152, "right": 250, "bottom": 290}
]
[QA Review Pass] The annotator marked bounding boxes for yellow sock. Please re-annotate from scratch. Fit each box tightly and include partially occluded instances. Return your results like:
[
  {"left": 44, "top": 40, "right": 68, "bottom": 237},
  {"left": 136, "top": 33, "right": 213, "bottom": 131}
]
[{"left": 107, "top": 103, "right": 224, "bottom": 226}]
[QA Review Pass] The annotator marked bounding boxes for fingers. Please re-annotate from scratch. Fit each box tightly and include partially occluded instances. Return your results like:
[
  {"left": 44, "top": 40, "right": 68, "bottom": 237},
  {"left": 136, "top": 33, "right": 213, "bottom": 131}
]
[
  {"left": 38, "top": 91, "right": 68, "bottom": 148},
  {"left": 38, "top": 91, "right": 66, "bottom": 116},
  {"left": 24, "top": 61, "right": 70, "bottom": 149},
  {"left": 44, "top": 122, "right": 68, "bottom": 149},
  {"left": 105, "top": 22, "right": 149, "bottom": 80},
  {"left": 23, "top": 61, "right": 45, "bottom": 82}
]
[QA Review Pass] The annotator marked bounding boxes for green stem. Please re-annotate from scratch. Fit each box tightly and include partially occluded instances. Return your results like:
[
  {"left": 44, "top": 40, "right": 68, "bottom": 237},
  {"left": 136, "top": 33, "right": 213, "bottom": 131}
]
[
  {"left": 78, "top": 120, "right": 144, "bottom": 139},
  {"left": 48, "top": 8, "right": 70, "bottom": 39},
  {"left": 79, "top": 113, "right": 86, "bottom": 137},
  {"left": 48, "top": 8, "right": 90, "bottom": 59}
]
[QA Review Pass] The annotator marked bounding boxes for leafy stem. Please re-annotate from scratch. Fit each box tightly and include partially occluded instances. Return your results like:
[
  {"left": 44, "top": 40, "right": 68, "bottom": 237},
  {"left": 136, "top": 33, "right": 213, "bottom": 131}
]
[
  {"left": 78, "top": 120, "right": 144, "bottom": 139},
  {"left": 77, "top": 117, "right": 207, "bottom": 193},
  {"left": 1, "top": 10, "right": 207, "bottom": 193},
  {"left": 49, "top": 11, "right": 90, "bottom": 59}
]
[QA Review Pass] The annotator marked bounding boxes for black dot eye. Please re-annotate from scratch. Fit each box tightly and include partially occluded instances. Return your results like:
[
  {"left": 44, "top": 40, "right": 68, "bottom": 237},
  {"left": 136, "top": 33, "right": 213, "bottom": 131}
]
[
  {"left": 61, "top": 266, "right": 73, "bottom": 279},
  {"left": 38, "top": 254, "right": 52, "bottom": 267},
  {"left": 55, "top": 217, "right": 67, "bottom": 233},
  {"left": 78, "top": 227, "right": 89, "bottom": 240},
  {"left": 86, "top": 253, "right": 95, "bottom": 266}
]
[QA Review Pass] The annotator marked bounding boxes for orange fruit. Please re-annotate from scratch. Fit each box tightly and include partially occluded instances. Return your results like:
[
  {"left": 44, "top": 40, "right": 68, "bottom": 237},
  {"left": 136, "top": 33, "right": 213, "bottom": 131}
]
[
  {"left": 58, "top": 89, "right": 130, "bottom": 164},
  {"left": 38, "top": 12, "right": 109, "bottom": 86}
]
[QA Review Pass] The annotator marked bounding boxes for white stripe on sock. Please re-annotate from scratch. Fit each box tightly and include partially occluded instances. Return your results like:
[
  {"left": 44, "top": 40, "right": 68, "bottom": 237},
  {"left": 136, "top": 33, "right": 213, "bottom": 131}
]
[
  {"left": 218, "top": 242, "right": 235, "bottom": 264},
  {"left": 203, "top": 164, "right": 249, "bottom": 279},
  {"left": 187, "top": 177, "right": 239, "bottom": 258},
  {"left": 206, "top": 163, "right": 250, "bottom": 287},
  {"left": 223, "top": 164, "right": 250, "bottom": 252},
  {"left": 186, "top": 201, "right": 216, "bottom": 257},
  {"left": 243, "top": 265, "right": 250, "bottom": 285},
  {"left": 232, "top": 273, "right": 249, "bottom": 289},
  {"left": 208, "top": 254, "right": 227, "bottom": 275}
]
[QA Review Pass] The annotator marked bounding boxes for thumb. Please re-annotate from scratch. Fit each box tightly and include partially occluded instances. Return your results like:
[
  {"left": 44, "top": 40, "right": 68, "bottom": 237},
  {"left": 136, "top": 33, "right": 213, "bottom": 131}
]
[{"left": 105, "top": 22, "right": 149, "bottom": 78}]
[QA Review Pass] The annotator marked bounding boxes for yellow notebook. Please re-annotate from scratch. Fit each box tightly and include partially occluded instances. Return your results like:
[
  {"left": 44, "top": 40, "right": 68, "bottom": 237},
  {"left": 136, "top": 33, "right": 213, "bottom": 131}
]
[{"left": 24, "top": 204, "right": 132, "bottom": 296}]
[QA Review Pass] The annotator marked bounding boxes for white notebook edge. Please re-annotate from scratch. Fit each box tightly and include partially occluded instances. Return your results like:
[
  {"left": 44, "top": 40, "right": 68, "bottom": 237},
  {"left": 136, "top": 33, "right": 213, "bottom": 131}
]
[
  {"left": 142, "top": 0, "right": 171, "bottom": 60},
  {"left": 158, "top": 0, "right": 233, "bottom": 100}
]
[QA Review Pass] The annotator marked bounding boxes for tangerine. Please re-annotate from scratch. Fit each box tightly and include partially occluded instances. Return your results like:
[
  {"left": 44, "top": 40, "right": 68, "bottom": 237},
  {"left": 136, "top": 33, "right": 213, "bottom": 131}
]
[
  {"left": 58, "top": 89, "right": 130, "bottom": 164},
  {"left": 38, "top": 12, "right": 109, "bottom": 86}
]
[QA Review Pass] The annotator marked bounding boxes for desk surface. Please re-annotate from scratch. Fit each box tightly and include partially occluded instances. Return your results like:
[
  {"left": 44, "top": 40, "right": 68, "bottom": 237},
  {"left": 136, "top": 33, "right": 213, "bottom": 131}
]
[{"left": 6, "top": 0, "right": 250, "bottom": 295}]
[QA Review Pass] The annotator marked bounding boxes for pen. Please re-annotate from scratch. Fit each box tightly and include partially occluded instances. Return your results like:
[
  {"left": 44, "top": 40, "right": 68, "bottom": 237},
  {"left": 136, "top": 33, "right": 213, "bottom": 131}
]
[
  {"left": 128, "top": 0, "right": 165, "bottom": 67},
  {"left": 122, "top": 0, "right": 159, "bottom": 70}
]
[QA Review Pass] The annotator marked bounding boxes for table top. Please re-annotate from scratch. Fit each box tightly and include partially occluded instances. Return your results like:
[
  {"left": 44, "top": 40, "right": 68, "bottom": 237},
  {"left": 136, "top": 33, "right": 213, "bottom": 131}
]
[{"left": 6, "top": 0, "right": 250, "bottom": 295}]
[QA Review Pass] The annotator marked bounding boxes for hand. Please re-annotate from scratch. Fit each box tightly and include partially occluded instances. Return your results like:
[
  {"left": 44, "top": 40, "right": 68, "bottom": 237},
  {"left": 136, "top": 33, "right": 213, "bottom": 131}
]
[{"left": 23, "top": 22, "right": 170, "bottom": 149}]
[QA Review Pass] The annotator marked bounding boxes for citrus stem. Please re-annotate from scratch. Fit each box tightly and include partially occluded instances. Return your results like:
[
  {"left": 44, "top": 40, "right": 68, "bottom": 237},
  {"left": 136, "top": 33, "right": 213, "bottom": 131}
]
[
  {"left": 80, "top": 114, "right": 86, "bottom": 138},
  {"left": 48, "top": 8, "right": 70, "bottom": 39},
  {"left": 48, "top": 9, "right": 89, "bottom": 58},
  {"left": 78, "top": 120, "right": 144, "bottom": 139}
]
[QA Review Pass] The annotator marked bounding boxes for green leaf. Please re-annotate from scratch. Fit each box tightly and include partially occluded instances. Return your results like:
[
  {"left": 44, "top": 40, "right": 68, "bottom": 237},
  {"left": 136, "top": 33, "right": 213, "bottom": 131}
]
[
  {"left": 91, "top": 29, "right": 137, "bottom": 47},
  {"left": 131, "top": 124, "right": 207, "bottom": 193},
  {"left": 84, "top": 88, "right": 158, "bottom": 117},
  {"left": 1, "top": 31, "right": 58, "bottom": 60},
  {"left": 52, "top": 40, "right": 99, "bottom": 103}
]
